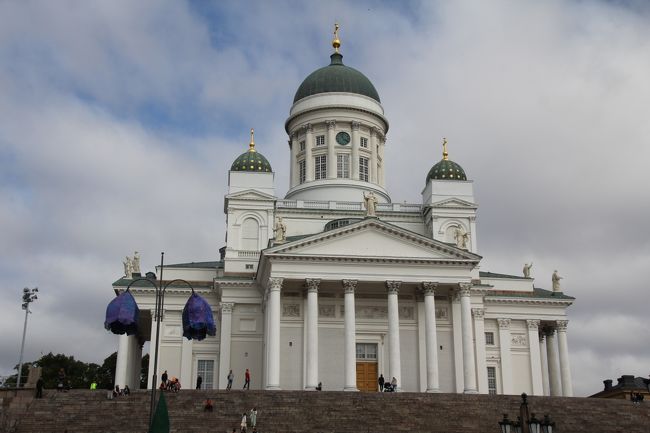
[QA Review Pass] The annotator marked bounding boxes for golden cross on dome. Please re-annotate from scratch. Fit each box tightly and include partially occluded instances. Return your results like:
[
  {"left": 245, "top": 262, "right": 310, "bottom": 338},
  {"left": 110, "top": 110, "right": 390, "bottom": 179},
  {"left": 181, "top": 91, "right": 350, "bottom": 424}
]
[
  {"left": 249, "top": 128, "right": 256, "bottom": 152},
  {"left": 332, "top": 23, "right": 341, "bottom": 53},
  {"left": 442, "top": 137, "right": 448, "bottom": 160}
]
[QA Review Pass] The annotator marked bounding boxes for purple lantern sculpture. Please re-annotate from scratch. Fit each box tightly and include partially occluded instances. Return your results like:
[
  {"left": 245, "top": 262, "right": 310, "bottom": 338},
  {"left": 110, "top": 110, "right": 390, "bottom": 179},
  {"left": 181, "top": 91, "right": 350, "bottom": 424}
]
[
  {"left": 182, "top": 292, "right": 216, "bottom": 341},
  {"left": 104, "top": 289, "right": 140, "bottom": 335}
]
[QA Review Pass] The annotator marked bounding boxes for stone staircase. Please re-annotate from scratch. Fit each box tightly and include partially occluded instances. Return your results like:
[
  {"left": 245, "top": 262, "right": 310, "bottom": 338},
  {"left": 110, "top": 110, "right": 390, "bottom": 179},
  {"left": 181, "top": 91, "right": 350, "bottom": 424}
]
[{"left": 9, "top": 389, "right": 650, "bottom": 433}]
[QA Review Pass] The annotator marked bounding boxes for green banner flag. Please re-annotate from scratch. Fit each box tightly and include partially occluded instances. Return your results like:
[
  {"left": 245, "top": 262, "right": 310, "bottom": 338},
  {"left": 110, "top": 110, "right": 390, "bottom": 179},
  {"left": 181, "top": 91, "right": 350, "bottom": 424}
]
[{"left": 148, "top": 392, "right": 170, "bottom": 433}]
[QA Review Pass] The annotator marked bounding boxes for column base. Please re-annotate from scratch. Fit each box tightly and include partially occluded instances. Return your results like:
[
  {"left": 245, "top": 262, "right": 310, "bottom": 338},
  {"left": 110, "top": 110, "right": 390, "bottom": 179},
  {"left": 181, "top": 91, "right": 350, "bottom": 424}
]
[
  {"left": 304, "top": 386, "right": 317, "bottom": 391},
  {"left": 343, "top": 386, "right": 359, "bottom": 392},
  {"left": 426, "top": 388, "right": 440, "bottom": 393},
  {"left": 463, "top": 389, "right": 479, "bottom": 394},
  {"left": 265, "top": 385, "right": 281, "bottom": 390}
]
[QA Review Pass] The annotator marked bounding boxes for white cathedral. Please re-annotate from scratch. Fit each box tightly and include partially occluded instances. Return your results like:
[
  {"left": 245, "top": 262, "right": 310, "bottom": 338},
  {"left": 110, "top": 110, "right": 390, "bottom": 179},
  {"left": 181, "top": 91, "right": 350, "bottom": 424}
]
[{"left": 111, "top": 30, "right": 574, "bottom": 397}]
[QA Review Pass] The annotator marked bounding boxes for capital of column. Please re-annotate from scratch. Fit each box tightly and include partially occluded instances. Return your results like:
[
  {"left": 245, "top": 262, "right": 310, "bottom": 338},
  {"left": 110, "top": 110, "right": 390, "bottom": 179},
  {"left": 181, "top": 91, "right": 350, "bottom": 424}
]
[
  {"left": 351, "top": 121, "right": 360, "bottom": 131},
  {"left": 497, "top": 318, "right": 511, "bottom": 330},
  {"left": 326, "top": 120, "right": 336, "bottom": 129},
  {"left": 268, "top": 277, "right": 283, "bottom": 292},
  {"left": 342, "top": 279, "right": 357, "bottom": 294},
  {"left": 458, "top": 283, "right": 472, "bottom": 297},
  {"left": 543, "top": 326, "right": 556, "bottom": 337},
  {"left": 527, "top": 319, "right": 541, "bottom": 330},
  {"left": 305, "top": 278, "right": 320, "bottom": 293},
  {"left": 386, "top": 280, "right": 401, "bottom": 295},
  {"left": 471, "top": 307, "right": 485, "bottom": 320},
  {"left": 369, "top": 127, "right": 377, "bottom": 137},
  {"left": 303, "top": 123, "right": 313, "bottom": 133},
  {"left": 421, "top": 282, "right": 438, "bottom": 296},
  {"left": 556, "top": 320, "right": 568, "bottom": 332},
  {"left": 220, "top": 302, "right": 234, "bottom": 314}
]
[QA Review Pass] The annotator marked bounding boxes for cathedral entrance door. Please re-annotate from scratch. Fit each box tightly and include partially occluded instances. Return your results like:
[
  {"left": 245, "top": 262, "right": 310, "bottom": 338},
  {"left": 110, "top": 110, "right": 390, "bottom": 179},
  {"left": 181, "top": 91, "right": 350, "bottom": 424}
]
[{"left": 356, "top": 343, "right": 378, "bottom": 392}]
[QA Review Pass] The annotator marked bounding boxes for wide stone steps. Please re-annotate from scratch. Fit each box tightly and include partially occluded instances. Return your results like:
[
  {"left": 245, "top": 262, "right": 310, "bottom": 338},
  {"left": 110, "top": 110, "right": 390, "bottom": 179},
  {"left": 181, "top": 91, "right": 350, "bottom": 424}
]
[{"left": 10, "top": 389, "right": 650, "bottom": 433}]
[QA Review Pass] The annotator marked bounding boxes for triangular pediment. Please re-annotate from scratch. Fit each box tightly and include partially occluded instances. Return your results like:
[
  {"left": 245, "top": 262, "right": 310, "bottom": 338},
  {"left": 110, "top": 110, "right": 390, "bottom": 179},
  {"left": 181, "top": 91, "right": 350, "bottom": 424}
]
[
  {"left": 264, "top": 218, "right": 481, "bottom": 262},
  {"left": 429, "top": 198, "right": 477, "bottom": 209},
  {"left": 226, "top": 189, "right": 276, "bottom": 201}
]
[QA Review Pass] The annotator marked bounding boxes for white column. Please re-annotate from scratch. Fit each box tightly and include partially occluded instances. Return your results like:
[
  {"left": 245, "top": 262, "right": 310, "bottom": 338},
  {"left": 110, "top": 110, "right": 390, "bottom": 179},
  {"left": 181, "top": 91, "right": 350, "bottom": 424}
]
[
  {"left": 305, "top": 279, "right": 320, "bottom": 390},
  {"left": 131, "top": 340, "right": 143, "bottom": 389},
  {"left": 180, "top": 337, "right": 193, "bottom": 388},
  {"left": 527, "top": 320, "right": 544, "bottom": 395},
  {"left": 556, "top": 320, "right": 573, "bottom": 397},
  {"left": 218, "top": 302, "right": 234, "bottom": 389},
  {"left": 459, "top": 283, "right": 478, "bottom": 393},
  {"left": 379, "top": 136, "right": 386, "bottom": 186},
  {"left": 115, "top": 334, "right": 131, "bottom": 388},
  {"left": 343, "top": 279, "right": 358, "bottom": 391},
  {"left": 147, "top": 312, "right": 158, "bottom": 389},
  {"left": 289, "top": 133, "right": 298, "bottom": 187},
  {"left": 422, "top": 282, "right": 439, "bottom": 392},
  {"left": 472, "top": 308, "right": 489, "bottom": 394},
  {"left": 327, "top": 120, "right": 336, "bottom": 179},
  {"left": 545, "top": 327, "right": 562, "bottom": 396},
  {"left": 386, "top": 281, "right": 402, "bottom": 390},
  {"left": 451, "top": 291, "right": 464, "bottom": 393},
  {"left": 305, "top": 124, "right": 314, "bottom": 182},
  {"left": 266, "top": 278, "right": 283, "bottom": 389},
  {"left": 351, "top": 121, "right": 360, "bottom": 179},
  {"left": 497, "top": 318, "right": 513, "bottom": 394},
  {"left": 370, "top": 128, "right": 378, "bottom": 183},
  {"left": 539, "top": 333, "right": 550, "bottom": 396}
]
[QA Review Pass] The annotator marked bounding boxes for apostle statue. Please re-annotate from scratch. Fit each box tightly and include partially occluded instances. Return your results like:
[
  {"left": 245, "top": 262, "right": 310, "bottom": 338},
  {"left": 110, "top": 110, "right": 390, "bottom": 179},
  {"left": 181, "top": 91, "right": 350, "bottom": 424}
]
[
  {"left": 523, "top": 262, "right": 533, "bottom": 278},
  {"left": 274, "top": 217, "right": 287, "bottom": 242},
  {"left": 454, "top": 225, "right": 469, "bottom": 249},
  {"left": 132, "top": 251, "right": 141, "bottom": 274},
  {"left": 552, "top": 270, "right": 562, "bottom": 292},
  {"left": 123, "top": 256, "right": 133, "bottom": 279},
  {"left": 363, "top": 191, "right": 378, "bottom": 217}
]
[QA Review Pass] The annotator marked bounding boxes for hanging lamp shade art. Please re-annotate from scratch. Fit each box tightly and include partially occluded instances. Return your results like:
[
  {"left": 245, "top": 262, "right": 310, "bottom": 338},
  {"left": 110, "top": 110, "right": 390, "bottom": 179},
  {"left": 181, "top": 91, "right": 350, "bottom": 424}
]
[
  {"left": 104, "top": 289, "right": 140, "bottom": 335},
  {"left": 182, "top": 292, "right": 216, "bottom": 341}
]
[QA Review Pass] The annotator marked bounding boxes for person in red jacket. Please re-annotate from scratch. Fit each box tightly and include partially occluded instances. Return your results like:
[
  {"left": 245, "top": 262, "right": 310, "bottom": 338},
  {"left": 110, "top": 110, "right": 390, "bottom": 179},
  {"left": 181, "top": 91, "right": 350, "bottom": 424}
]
[{"left": 243, "top": 369, "right": 251, "bottom": 390}]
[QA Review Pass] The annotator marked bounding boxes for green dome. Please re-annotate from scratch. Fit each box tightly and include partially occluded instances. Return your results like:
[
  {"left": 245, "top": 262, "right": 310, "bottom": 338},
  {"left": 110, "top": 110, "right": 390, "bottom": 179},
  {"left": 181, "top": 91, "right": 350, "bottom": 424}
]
[
  {"left": 426, "top": 159, "right": 467, "bottom": 182},
  {"left": 293, "top": 53, "right": 380, "bottom": 103},
  {"left": 231, "top": 149, "right": 272, "bottom": 172}
]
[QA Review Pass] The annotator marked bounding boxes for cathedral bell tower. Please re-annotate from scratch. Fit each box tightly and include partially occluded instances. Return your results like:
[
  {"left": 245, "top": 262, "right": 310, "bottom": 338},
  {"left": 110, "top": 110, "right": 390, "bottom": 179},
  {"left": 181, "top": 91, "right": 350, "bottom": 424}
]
[{"left": 284, "top": 24, "right": 391, "bottom": 203}]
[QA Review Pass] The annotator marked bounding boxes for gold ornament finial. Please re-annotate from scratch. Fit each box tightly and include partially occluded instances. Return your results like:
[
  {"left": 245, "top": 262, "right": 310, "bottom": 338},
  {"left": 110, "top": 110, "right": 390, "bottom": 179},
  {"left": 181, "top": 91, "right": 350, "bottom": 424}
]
[
  {"left": 249, "top": 128, "right": 256, "bottom": 152},
  {"left": 442, "top": 137, "right": 448, "bottom": 160},
  {"left": 332, "top": 23, "right": 341, "bottom": 53}
]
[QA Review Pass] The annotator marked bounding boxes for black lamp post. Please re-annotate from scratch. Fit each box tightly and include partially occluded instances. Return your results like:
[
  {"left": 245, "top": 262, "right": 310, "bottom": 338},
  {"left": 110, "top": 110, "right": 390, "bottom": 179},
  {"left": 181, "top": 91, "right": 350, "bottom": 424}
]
[{"left": 499, "top": 393, "right": 555, "bottom": 433}]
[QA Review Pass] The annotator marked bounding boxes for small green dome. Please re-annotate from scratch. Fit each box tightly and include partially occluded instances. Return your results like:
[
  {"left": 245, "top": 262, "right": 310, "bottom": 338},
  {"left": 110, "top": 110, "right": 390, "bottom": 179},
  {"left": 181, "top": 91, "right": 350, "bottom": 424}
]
[
  {"left": 426, "top": 159, "right": 467, "bottom": 182},
  {"left": 293, "top": 53, "right": 380, "bottom": 103},
  {"left": 230, "top": 129, "right": 272, "bottom": 172}
]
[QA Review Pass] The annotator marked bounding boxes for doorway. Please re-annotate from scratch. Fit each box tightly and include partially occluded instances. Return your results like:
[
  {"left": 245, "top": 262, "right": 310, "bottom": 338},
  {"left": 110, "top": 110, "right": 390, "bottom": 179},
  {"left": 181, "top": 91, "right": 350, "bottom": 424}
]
[{"left": 356, "top": 343, "right": 378, "bottom": 392}]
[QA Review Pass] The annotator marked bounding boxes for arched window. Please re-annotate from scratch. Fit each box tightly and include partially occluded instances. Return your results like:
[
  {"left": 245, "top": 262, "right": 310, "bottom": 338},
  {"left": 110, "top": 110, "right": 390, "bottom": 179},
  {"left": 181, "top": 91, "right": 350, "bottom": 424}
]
[{"left": 241, "top": 218, "right": 260, "bottom": 250}]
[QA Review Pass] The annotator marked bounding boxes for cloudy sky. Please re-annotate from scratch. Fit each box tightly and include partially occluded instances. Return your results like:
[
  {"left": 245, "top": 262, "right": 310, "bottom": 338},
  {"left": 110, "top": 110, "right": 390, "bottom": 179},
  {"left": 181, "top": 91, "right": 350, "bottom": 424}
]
[{"left": 1, "top": 0, "right": 649, "bottom": 396}]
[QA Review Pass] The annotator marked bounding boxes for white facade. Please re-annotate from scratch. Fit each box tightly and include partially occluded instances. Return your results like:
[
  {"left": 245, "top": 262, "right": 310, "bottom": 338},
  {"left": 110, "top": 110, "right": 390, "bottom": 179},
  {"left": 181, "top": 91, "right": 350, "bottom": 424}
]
[{"left": 111, "top": 42, "right": 574, "bottom": 397}]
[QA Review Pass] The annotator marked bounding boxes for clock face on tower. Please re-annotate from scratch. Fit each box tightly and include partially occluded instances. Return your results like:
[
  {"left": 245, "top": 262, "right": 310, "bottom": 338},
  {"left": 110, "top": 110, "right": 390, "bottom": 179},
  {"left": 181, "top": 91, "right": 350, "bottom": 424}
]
[{"left": 336, "top": 131, "right": 351, "bottom": 145}]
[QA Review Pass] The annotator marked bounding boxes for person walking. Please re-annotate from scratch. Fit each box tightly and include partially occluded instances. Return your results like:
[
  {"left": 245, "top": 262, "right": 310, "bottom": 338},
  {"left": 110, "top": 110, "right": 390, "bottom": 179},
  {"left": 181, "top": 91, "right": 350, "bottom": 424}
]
[
  {"left": 240, "top": 412, "right": 248, "bottom": 432},
  {"left": 227, "top": 370, "right": 234, "bottom": 390},
  {"left": 249, "top": 408, "right": 257, "bottom": 428},
  {"left": 35, "top": 377, "right": 44, "bottom": 398},
  {"left": 378, "top": 374, "right": 385, "bottom": 392},
  {"left": 196, "top": 375, "right": 202, "bottom": 390},
  {"left": 161, "top": 370, "right": 168, "bottom": 389},
  {"left": 243, "top": 369, "right": 251, "bottom": 390}
]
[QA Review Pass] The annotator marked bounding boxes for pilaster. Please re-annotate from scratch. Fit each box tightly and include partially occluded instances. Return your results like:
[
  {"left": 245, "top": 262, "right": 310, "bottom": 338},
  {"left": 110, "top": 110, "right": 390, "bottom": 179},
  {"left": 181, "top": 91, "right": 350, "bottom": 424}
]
[{"left": 497, "top": 318, "right": 513, "bottom": 394}]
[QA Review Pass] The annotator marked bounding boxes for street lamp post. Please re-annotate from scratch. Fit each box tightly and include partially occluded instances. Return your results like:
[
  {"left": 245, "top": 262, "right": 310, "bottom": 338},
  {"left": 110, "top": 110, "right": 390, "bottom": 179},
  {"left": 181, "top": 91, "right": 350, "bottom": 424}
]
[
  {"left": 499, "top": 393, "right": 555, "bottom": 433},
  {"left": 16, "top": 287, "right": 38, "bottom": 390}
]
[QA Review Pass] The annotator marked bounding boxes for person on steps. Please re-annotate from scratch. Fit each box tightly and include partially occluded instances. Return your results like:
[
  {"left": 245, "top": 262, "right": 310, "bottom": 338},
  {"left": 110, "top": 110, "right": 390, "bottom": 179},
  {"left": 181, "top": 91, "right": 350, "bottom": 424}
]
[
  {"left": 243, "top": 369, "right": 251, "bottom": 390},
  {"left": 227, "top": 370, "right": 234, "bottom": 390}
]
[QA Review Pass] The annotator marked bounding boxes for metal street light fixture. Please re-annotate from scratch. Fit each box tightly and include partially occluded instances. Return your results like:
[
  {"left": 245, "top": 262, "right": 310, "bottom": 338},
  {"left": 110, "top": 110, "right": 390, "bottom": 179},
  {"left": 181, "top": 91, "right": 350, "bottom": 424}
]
[
  {"left": 16, "top": 287, "right": 38, "bottom": 390},
  {"left": 499, "top": 393, "right": 556, "bottom": 433}
]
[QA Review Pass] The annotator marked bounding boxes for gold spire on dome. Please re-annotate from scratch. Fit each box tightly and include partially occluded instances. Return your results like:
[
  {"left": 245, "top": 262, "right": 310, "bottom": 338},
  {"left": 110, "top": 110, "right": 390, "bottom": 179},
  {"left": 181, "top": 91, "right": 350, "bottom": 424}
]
[
  {"left": 332, "top": 23, "right": 341, "bottom": 53},
  {"left": 442, "top": 137, "right": 449, "bottom": 160},
  {"left": 249, "top": 128, "right": 256, "bottom": 152}
]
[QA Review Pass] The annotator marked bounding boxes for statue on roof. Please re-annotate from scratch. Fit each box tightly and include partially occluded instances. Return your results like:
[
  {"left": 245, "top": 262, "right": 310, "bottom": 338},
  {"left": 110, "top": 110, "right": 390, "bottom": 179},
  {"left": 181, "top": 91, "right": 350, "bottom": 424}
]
[
  {"left": 523, "top": 262, "right": 533, "bottom": 278},
  {"left": 123, "top": 256, "right": 133, "bottom": 279},
  {"left": 454, "top": 225, "right": 469, "bottom": 249},
  {"left": 363, "top": 191, "right": 378, "bottom": 217},
  {"left": 132, "top": 251, "right": 140, "bottom": 274},
  {"left": 274, "top": 217, "right": 287, "bottom": 242},
  {"left": 552, "top": 270, "right": 563, "bottom": 292}
]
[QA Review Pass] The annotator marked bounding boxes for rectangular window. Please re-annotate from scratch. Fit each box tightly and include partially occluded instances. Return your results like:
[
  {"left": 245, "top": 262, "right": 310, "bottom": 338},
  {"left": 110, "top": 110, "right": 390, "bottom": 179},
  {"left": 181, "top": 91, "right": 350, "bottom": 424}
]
[
  {"left": 316, "top": 135, "right": 325, "bottom": 146},
  {"left": 197, "top": 359, "right": 215, "bottom": 390},
  {"left": 245, "top": 264, "right": 254, "bottom": 270},
  {"left": 360, "top": 137, "right": 368, "bottom": 148},
  {"left": 299, "top": 159, "right": 306, "bottom": 184},
  {"left": 485, "top": 332, "right": 495, "bottom": 345},
  {"left": 487, "top": 367, "right": 497, "bottom": 395},
  {"left": 355, "top": 343, "right": 377, "bottom": 360},
  {"left": 359, "top": 157, "right": 369, "bottom": 181},
  {"left": 315, "top": 155, "right": 327, "bottom": 180},
  {"left": 299, "top": 140, "right": 305, "bottom": 151},
  {"left": 337, "top": 154, "right": 350, "bottom": 178}
]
